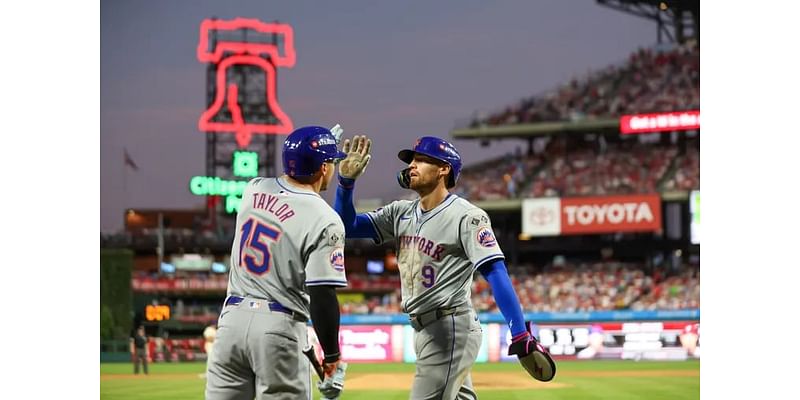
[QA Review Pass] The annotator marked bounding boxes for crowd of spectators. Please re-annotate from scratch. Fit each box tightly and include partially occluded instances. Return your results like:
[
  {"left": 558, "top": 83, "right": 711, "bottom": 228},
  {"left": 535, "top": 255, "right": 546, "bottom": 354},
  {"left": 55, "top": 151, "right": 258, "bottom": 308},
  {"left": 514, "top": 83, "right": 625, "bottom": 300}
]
[
  {"left": 454, "top": 136, "right": 697, "bottom": 201},
  {"left": 660, "top": 145, "right": 699, "bottom": 191},
  {"left": 526, "top": 138, "right": 681, "bottom": 198},
  {"left": 628, "top": 267, "right": 699, "bottom": 310},
  {"left": 453, "top": 149, "right": 541, "bottom": 201},
  {"left": 473, "top": 262, "right": 699, "bottom": 313},
  {"left": 133, "top": 260, "right": 698, "bottom": 317},
  {"left": 467, "top": 42, "right": 699, "bottom": 128},
  {"left": 338, "top": 261, "right": 699, "bottom": 315},
  {"left": 448, "top": 42, "right": 700, "bottom": 202},
  {"left": 340, "top": 288, "right": 403, "bottom": 315}
]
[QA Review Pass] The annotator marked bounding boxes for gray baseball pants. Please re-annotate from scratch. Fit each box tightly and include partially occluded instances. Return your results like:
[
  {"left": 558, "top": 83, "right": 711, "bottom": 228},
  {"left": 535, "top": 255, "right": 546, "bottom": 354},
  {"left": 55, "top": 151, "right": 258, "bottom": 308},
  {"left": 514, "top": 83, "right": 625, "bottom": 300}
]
[
  {"left": 205, "top": 296, "right": 311, "bottom": 400},
  {"left": 410, "top": 306, "right": 482, "bottom": 400}
]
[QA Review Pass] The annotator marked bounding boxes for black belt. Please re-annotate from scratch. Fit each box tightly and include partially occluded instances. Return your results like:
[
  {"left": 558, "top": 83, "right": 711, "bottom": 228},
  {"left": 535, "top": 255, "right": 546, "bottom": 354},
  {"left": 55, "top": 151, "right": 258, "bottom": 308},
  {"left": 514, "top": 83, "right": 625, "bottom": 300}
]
[
  {"left": 409, "top": 306, "right": 471, "bottom": 331},
  {"left": 225, "top": 295, "right": 307, "bottom": 322}
]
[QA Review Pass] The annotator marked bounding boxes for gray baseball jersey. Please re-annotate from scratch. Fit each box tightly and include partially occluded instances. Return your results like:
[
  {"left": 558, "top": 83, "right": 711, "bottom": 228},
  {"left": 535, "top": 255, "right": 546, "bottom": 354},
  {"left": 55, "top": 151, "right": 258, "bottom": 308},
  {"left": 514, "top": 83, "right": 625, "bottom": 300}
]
[
  {"left": 366, "top": 194, "right": 504, "bottom": 314},
  {"left": 206, "top": 176, "right": 346, "bottom": 400},
  {"left": 227, "top": 176, "right": 348, "bottom": 318},
  {"left": 366, "top": 193, "right": 502, "bottom": 399}
]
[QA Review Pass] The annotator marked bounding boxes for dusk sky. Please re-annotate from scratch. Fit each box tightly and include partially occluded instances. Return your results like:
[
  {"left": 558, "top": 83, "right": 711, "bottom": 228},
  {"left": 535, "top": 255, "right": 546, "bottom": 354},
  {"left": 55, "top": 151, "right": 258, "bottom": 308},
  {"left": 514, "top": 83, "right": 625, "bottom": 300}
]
[{"left": 101, "top": 0, "right": 656, "bottom": 232}]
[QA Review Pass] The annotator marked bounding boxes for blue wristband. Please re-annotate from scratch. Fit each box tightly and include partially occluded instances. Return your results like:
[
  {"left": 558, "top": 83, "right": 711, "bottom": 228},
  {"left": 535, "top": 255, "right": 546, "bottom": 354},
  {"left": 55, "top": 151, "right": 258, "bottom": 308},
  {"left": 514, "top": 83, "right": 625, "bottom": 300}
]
[{"left": 338, "top": 175, "right": 355, "bottom": 189}]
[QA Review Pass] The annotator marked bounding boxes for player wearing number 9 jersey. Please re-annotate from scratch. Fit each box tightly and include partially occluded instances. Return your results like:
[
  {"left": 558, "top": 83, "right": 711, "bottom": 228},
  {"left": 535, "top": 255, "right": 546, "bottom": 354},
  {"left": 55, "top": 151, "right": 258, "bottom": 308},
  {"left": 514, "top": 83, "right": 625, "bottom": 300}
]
[
  {"left": 206, "top": 126, "right": 350, "bottom": 400},
  {"left": 335, "top": 136, "right": 555, "bottom": 399}
]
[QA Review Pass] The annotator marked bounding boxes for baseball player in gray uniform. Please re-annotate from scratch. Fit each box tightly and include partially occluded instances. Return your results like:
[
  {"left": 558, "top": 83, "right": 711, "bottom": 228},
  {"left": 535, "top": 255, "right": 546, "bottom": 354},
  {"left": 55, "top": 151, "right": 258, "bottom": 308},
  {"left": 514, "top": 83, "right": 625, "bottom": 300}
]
[
  {"left": 335, "top": 136, "right": 555, "bottom": 399},
  {"left": 206, "top": 125, "right": 358, "bottom": 400}
]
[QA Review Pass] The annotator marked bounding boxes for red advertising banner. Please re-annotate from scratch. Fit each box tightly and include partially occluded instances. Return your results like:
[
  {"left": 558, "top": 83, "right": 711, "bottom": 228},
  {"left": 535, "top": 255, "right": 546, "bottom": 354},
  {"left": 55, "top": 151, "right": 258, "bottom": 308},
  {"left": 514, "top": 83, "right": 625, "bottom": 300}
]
[
  {"left": 560, "top": 194, "right": 662, "bottom": 235},
  {"left": 308, "top": 325, "right": 402, "bottom": 362},
  {"left": 619, "top": 110, "right": 700, "bottom": 134}
]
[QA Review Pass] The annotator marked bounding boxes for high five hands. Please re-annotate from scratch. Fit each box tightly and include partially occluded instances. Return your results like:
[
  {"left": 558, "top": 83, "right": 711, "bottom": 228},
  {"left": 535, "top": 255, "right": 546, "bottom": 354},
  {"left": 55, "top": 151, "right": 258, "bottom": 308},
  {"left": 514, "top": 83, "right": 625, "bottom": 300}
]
[{"left": 339, "top": 134, "right": 372, "bottom": 180}]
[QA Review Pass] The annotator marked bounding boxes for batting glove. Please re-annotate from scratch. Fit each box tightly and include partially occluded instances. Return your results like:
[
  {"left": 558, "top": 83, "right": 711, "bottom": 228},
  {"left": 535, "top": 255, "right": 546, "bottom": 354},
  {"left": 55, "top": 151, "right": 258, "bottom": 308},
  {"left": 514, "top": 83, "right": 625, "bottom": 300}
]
[
  {"left": 508, "top": 330, "right": 543, "bottom": 358},
  {"left": 317, "top": 360, "right": 347, "bottom": 399},
  {"left": 338, "top": 135, "right": 372, "bottom": 180},
  {"left": 507, "top": 322, "right": 557, "bottom": 382}
]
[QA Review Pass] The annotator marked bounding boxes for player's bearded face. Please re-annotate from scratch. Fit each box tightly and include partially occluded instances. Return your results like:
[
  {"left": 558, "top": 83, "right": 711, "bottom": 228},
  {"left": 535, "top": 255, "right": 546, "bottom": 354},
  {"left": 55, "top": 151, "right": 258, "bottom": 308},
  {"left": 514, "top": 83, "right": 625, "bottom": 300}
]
[{"left": 408, "top": 156, "right": 449, "bottom": 190}]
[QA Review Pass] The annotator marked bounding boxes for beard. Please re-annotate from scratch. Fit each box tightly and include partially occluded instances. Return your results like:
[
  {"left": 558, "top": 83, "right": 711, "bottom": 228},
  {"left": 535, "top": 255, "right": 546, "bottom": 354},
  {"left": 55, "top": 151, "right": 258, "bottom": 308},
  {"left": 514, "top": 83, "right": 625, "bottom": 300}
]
[{"left": 409, "top": 175, "right": 436, "bottom": 192}]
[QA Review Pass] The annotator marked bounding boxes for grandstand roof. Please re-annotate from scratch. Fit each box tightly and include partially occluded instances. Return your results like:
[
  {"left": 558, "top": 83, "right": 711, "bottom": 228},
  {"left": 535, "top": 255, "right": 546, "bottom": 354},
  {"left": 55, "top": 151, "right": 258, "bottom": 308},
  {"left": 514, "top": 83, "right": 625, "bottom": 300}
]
[{"left": 450, "top": 118, "right": 619, "bottom": 141}]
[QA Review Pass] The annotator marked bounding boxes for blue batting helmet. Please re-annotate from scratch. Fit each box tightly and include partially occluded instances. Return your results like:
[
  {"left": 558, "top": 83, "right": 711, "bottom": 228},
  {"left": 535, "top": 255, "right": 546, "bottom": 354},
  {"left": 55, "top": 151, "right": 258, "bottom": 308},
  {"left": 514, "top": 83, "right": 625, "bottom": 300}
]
[
  {"left": 282, "top": 126, "right": 347, "bottom": 177},
  {"left": 398, "top": 136, "right": 462, "bottom": 188}
]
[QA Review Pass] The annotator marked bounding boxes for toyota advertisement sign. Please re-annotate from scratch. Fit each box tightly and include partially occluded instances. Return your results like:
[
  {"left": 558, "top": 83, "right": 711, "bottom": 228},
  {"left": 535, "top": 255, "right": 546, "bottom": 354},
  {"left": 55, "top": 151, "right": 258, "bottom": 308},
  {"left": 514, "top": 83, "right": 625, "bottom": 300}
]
[{"left": 523, "top": 195, "right": 662, "bottom": 236}]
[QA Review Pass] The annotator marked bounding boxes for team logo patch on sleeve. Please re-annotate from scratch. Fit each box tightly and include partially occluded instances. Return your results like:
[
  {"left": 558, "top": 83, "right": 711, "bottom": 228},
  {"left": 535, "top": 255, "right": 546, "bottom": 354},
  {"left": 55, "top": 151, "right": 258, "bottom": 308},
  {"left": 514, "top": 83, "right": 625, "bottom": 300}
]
[
  {"left": 476, "top": 227, "right": 497, "bottom": 247},
  {"left": 330, "top": 248, "right": 345, "bottom": 272}
]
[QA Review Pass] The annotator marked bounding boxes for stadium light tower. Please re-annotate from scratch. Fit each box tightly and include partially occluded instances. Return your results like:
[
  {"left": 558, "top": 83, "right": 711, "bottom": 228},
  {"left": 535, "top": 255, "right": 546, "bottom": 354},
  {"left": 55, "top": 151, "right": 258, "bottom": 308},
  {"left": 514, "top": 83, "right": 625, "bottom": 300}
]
[{"left": 596, "top": 0, "right": 699, "bottom": 44}]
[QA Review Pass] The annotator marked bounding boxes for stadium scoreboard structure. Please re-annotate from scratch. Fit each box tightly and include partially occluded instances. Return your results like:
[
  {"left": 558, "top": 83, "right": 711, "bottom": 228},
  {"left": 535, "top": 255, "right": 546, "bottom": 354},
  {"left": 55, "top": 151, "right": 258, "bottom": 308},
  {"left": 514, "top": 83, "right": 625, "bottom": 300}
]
[{"left": 192, "top": 18, "right": 297, "bottom": 216}]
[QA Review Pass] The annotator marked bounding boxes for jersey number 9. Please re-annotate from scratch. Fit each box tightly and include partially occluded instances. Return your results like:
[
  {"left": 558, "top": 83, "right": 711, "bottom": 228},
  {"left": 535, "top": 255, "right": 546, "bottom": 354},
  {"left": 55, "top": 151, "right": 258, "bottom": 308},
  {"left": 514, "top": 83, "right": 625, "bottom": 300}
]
[
  {"left": 239, "top": 218, "right": 282, "bottom": 275},
  {"left": 422, "top": 265, "right": 436, "bottom": 288}
]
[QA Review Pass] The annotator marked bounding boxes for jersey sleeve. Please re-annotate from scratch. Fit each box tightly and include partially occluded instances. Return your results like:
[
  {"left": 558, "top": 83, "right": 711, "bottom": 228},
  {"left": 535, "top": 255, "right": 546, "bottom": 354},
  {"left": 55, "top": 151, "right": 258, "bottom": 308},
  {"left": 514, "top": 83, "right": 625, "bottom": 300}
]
[
  {"left": 364, "top": 200, "right": 403, "bottom": 244},
  {"left": 460, "top": 208, "right": 505, "bottom": 269},
  {"left": 305, "top": 218, "right": 348, "bottom": 287}
]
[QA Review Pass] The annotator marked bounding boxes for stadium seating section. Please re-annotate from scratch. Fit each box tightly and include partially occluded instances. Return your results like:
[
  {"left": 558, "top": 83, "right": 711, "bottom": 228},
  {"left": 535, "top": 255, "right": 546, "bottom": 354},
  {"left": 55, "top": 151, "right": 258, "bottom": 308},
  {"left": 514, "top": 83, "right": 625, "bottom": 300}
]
[{"left": 466, "top": 43, "right": 698, "bottom": 127}]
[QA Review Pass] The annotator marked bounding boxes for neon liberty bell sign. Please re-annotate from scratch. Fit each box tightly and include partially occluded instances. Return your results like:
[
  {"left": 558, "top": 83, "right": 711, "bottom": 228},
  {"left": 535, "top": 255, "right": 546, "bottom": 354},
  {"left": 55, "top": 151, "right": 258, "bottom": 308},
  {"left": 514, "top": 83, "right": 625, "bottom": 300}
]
[{"left": 197, "top": 18, "right": 296, "bottom": 148}]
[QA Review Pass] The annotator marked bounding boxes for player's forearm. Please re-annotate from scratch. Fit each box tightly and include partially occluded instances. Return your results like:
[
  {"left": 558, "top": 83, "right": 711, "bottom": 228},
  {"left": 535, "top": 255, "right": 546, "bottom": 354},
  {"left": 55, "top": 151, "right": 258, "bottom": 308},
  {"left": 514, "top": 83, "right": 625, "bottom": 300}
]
[
  {"left": 478, "top": 260, "right": 527, "bottom": 337},
  {"left": 334, "top": 176, "right": 358, "bottom": 233},
  {"left": 308, "top": 285, "right": 342, "bottom": 363},
  {"left": 334, "top": 176, "right": 379, "bottom": 239}
]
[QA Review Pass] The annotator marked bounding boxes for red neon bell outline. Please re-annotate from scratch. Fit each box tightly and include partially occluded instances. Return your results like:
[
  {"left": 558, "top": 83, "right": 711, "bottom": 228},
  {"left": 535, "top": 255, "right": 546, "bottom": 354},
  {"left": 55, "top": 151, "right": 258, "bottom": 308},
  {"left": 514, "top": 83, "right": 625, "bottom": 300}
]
[
  {"left": 197, "top": 18, "right": 296, "bottom": 66},
  {"left": 197, "top": 18, "right": 296, "bottom": 148},
  {"left": 200, "top": 55, "right": 294, "bottom": 147}
]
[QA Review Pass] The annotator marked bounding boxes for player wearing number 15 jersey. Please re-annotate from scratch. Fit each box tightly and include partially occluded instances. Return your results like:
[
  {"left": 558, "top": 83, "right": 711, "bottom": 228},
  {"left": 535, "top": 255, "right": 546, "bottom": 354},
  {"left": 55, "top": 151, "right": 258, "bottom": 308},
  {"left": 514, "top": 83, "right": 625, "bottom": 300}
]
[{"left": 206, "top": 126, "right": 350, "bottom": 400}]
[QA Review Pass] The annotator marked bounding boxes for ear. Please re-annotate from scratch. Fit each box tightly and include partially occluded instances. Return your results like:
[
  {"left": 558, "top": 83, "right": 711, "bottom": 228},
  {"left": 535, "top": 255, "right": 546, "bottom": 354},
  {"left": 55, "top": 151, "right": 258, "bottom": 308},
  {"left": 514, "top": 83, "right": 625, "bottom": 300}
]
[
  {"left": 319, "top": 162, "right": 330, "bottom": 175},
  {"left": 440, "top": 164, "right": 451, "bottom": 180}
]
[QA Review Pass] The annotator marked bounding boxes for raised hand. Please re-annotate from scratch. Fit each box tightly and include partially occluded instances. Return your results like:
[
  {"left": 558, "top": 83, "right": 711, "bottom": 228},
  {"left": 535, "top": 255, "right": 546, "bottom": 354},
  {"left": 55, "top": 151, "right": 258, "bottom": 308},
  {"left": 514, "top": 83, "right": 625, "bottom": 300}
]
[{"left": 339, "top": 135, "right": 372, "bottom": 180}]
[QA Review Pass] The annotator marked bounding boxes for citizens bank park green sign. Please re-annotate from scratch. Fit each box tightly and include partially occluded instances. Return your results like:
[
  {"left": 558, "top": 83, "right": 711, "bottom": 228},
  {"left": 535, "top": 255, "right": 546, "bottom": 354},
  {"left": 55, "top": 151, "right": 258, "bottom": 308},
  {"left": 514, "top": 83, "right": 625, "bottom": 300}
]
[{"left": 189, "top": 151, "right": 258, "bottom": 214}]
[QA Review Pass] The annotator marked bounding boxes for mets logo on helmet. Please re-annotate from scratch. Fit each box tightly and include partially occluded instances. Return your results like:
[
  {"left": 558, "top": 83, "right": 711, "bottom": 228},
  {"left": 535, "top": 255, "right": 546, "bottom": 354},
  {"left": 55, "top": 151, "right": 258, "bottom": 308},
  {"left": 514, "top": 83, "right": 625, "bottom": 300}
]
[
  {"left": 476, "top": 227, "right": 497, "bottom": 248},
  {"left": 330, "top": 248, "right": 345, "bottom": 272}
]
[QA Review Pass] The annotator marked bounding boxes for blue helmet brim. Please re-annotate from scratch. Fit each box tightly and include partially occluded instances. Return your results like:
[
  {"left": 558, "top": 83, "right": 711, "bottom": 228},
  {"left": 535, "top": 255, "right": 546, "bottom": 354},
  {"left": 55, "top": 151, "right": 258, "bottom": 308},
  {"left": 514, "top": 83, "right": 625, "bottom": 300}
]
[{"left": 398, "top": 149, "right": 416, "bottom": 164}]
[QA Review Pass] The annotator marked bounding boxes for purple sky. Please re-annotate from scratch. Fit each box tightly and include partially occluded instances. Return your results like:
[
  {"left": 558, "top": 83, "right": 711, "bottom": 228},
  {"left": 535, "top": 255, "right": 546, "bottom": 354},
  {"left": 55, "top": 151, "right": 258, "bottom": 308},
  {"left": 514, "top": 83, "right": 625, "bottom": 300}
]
[{"left": 101, "top": 0, "right": 656, "bottom": 233}]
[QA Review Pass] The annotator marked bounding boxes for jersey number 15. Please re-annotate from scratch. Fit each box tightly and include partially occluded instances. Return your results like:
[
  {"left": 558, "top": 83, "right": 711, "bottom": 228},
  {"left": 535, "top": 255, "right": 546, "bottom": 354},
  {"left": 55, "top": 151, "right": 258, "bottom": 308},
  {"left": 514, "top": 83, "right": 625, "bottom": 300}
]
[{"left": 239, "top": 218, "right": 282, "bottom": 275}]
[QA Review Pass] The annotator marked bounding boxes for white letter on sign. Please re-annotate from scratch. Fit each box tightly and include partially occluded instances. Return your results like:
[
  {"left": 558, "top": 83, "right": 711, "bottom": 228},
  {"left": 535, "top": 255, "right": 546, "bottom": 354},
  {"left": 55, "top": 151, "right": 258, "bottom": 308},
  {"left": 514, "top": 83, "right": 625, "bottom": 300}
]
[
  {"left": 608, "top": 204, "right": 624, "bottom": 224},
  {"left": 564, "top": 205, "right": 577, "bottom": 225},
  {"left": 577, "top": 206, "right": 593, "bottom": 225},
  {"left": 593, "top": 204, "right": 608, "bottom": 223},
  {"left": 624, "top": 203, "right": 638, "bottom": 222},
  {"left": 635, "top": 202, "right": 654, "bottom": 223}
]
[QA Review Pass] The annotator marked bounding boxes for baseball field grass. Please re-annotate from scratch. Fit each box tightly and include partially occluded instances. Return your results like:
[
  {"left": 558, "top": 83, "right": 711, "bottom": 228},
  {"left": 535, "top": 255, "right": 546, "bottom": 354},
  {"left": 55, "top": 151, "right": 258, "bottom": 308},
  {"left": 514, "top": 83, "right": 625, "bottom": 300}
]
[{"left": 101, "top": 359, "right": 699, "bottom": 399}]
